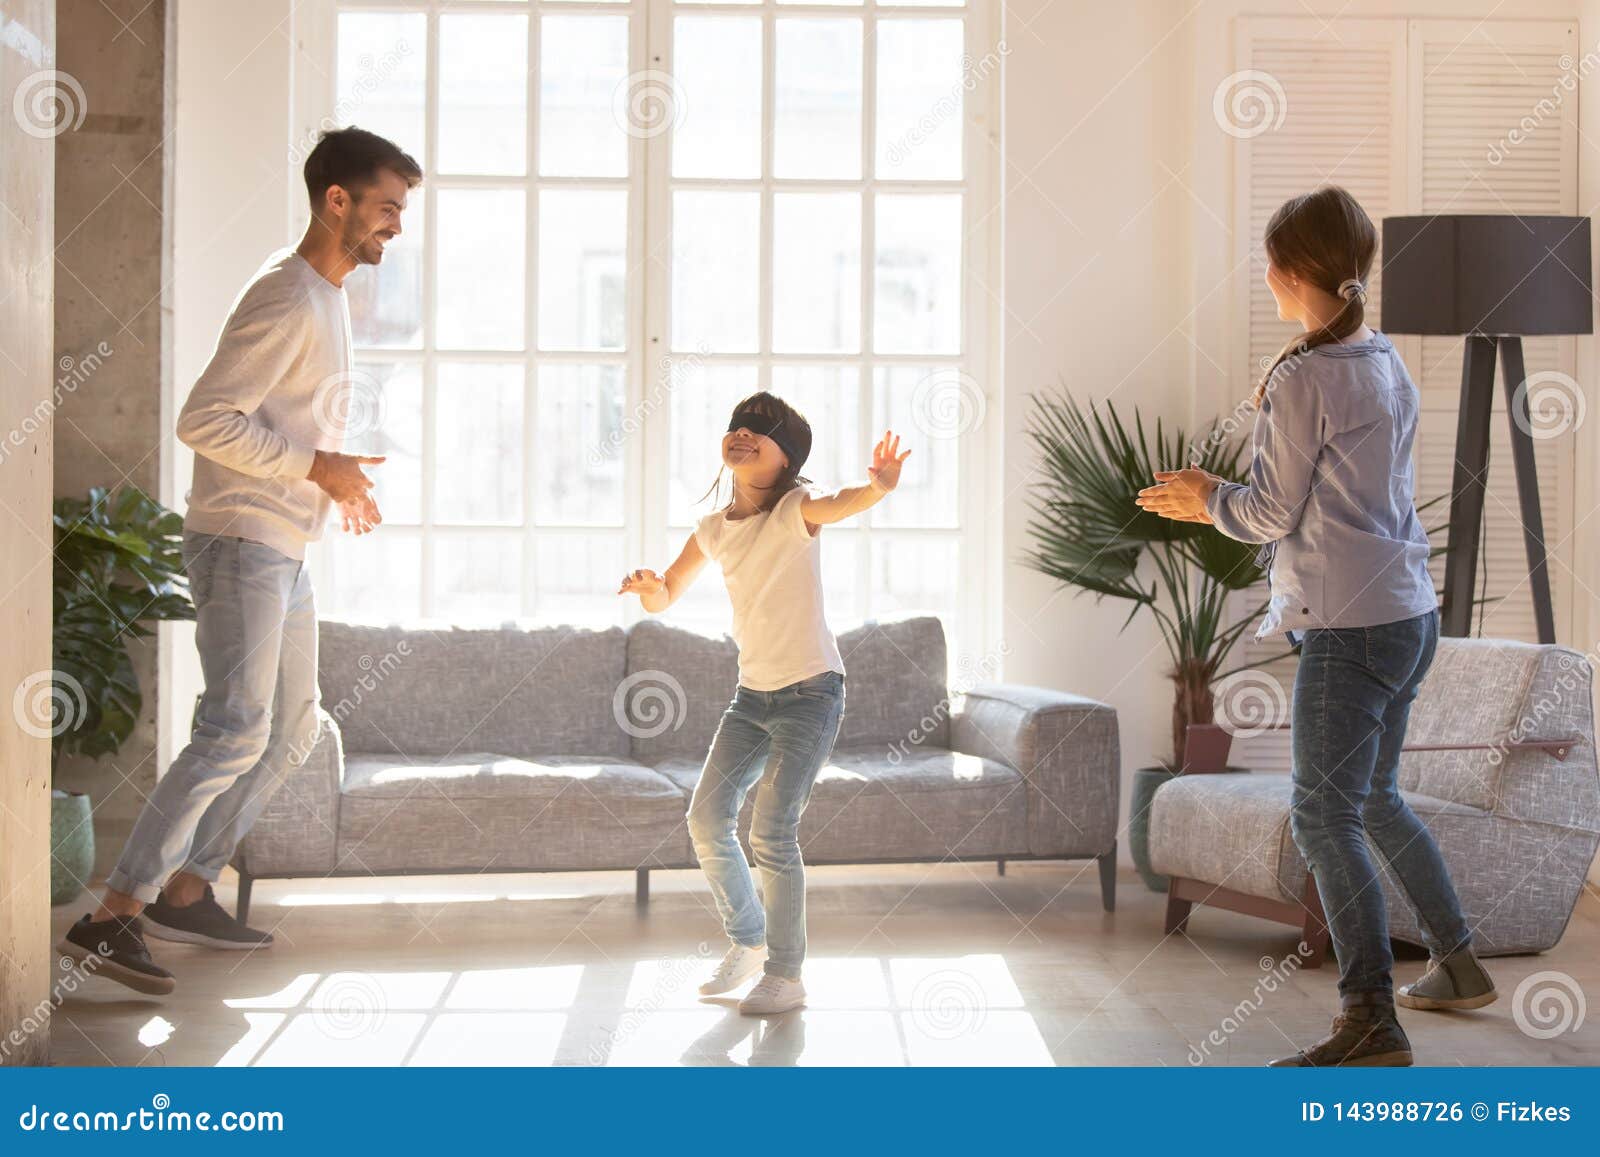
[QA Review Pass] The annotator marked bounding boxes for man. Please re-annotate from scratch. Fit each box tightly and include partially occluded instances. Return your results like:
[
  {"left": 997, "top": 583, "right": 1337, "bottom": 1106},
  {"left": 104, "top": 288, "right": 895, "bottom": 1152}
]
[{"left": 58, "top": 128, "right": 420, "bottom": 994}]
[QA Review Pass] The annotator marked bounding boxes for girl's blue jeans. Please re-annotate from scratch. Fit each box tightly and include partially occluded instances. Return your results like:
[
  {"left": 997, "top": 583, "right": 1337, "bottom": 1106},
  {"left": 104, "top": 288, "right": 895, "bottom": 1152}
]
[{"left": 687, "top": 670, "right": 845, "bottom": 979}]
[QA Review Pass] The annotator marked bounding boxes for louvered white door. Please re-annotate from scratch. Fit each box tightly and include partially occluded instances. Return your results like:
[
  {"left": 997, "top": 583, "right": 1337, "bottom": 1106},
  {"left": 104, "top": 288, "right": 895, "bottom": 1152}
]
[
  {"left": 1406, "top": 19, "right": 1578, "bottom": 645},
  {"left": 1225, "top": 19, "right": 1408, "bottom": 774}
]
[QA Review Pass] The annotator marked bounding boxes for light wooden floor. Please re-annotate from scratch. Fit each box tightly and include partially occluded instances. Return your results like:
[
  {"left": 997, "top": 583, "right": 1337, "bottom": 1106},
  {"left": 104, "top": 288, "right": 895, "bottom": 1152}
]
[{"left": 45, "top": 862, "right": 1600, "bottom": 1066}]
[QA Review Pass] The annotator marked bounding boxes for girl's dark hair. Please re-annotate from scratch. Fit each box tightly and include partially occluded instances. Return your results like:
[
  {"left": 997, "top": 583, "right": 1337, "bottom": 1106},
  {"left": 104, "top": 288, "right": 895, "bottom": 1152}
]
[
  {"left": 1254, "top": 185, "right": 1377, "bottom": 404},
  {"left": 699, "top": 391, "right": 813, "bottom": 513}
]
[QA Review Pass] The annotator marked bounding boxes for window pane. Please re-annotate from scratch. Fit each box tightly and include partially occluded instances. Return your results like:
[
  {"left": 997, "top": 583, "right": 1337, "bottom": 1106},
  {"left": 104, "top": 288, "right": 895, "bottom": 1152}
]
[
  {"left": 669, "top": 362, "right": 756, "bottom": 526},
  {"left": 671, "top": 191, "right": 758, "bottom": 353},
  {"left": 773, "top": 192, "right": 860, "bottom": 354},
  {"left": 672, "top": 16, "right": 761, "bottom": 178},
  {"left": 434, "top": 534, "right": 522, "bottom": 622},
  {"left": 333, "top": 12, "right": 425, "bottom": 163},
  {"left": 775, "top": 19, "right": 862, "bottom": 179},
  {"left": 347, "top": 199, "right": 423, "bottom": 350},
  {"left": 435, "top": 362, "right": 524, "bottom": 524},
  {"left": 779, "top": 0, "right": 861, "bottom": 6},
  {"left": 540, "top": 14, "right": 629, "bottom": 177},
  {"left": 344, "top": 362, "right": 422, "bottom": 526},
  {"left": 437, "top": 189, "right": 526, "bottom": 350},
  {"left": 536, "top": 533, "right": 623, "bottom": 625},
  {"left": 537, "top": 364, "right": 626, "bottom": 525},
  {"left": 538, "top": 190, "right": 627, "bottom": 351},
  {"left": 876, "top": 19, "right": 964, "bottom": 179},
  {"left": 874, "top": 193, "right": 961, "bottom": 355},
  {"left": 873, "top": 365, "right": 963, "bottom": 528},
  {"left": 438, "top": 13, "right": 527, "bottom": 176},
  {"left": 872, "top": 536, "right": 957, "bottom": 620},
  {"left": 771, "top": 365, "right": 860, "bottom": 497},
  {"left": 327, "top": 533, "right": 421, "bottom": 623}
]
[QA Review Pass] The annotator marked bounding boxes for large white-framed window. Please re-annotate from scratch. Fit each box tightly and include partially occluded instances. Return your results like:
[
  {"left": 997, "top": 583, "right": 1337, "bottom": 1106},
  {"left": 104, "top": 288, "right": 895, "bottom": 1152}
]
[{"left": 297, "top": 0, "right": 999, "bottom": 667}]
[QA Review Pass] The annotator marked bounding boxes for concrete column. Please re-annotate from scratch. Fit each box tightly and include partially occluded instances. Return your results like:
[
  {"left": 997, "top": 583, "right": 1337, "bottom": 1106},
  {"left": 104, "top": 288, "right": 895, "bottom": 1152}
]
[
  {"left": 0, "top": 0, "right": 58, "bottom": 1067},
  {"left": 51, "top": 0, "right": 173, "bottom": 867}
]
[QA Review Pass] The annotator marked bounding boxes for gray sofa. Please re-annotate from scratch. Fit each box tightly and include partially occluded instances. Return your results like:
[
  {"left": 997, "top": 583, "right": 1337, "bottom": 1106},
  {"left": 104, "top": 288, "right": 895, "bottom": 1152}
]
[
  {"left": 1150, "top": 637, "right": 1600, "bottom": 958},
  {"left": 233, "top": 615, "right": 1121, "bottom": 919}
]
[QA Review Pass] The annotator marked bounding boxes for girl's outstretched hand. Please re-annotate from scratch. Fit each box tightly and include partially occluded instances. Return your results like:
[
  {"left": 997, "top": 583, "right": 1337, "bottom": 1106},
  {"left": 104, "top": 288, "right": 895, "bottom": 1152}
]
[
  {"left": 618, "top": 568, "right": 667, "bottom": 598},
  {"left": 1136, "top": 469, "right": 1220, "bottom": 522},
  {"left": 867, "top": 429, "right": 912, "bottom": 492}
]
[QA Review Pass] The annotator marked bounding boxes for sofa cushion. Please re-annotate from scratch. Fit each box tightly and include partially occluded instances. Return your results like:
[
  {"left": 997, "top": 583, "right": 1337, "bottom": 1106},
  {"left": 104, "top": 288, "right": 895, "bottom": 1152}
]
[
  {"left": 319, "top": 621, "right": 630, "bottom": 760},
  {"left": 624, "top": 615, "right": 953, "bottom": 764},
  {"left": 656, "top": 744, "right": 1029, "bottom": 862},
  {"left": 623, "top": 619, "right": 740, "bottom": 765},
  {"left": 833, "top": 617, "right": 951, "bottom": 750},
  {"left": 1399, "top": 637, "right": 1542, "bottom": 809},
  {"left": 1148, "top": 772, "right": 1485, "bottom": 904},
  {"left": 334, "top": 753, "right": 690, "bottom": 872}
]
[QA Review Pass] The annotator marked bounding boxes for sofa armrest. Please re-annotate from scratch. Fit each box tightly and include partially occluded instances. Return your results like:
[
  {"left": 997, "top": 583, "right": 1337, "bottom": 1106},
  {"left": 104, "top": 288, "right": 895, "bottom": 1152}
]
[
  {"left": 232, "top": 708, "right": 344, "bottom": 877},
  {"left": 951, "top": 683, "right": 1119, "bottom": 858}
]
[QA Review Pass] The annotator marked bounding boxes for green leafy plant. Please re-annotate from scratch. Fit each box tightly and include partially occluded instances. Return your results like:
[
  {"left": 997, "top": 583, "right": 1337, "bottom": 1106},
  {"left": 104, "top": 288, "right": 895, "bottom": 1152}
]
[
  {"left": 52, "top": 487, "right": 195, "bottom": 767},
  {"left": 1022, "top": 390, "right": 1278, "bottom": 769}
]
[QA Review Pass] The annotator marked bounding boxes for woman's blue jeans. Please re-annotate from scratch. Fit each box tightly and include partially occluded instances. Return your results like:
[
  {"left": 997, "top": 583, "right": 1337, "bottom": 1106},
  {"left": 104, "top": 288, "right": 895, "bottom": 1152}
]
[
  {"left": 1290, "top": 610, "right": 1473, "bottom": 1003},
  {"left": 687, "top": 670, "right": 845, "bottom": 980}
]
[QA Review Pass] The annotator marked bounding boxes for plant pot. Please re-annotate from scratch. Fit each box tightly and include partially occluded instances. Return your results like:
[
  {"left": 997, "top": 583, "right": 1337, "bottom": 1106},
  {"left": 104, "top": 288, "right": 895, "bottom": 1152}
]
[
  {"left": 50, "top": 790, "right": 95, "bottom": 907},
  {"left": 1129, "top": 767, "right": 1179, "bottom": 892}
]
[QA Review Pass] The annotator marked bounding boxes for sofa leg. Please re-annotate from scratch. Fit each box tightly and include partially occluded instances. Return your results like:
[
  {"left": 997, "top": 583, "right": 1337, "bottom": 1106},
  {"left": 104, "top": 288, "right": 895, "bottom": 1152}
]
[
  {"left": 635, "top": 868, "right": 650, "bottom": 908},
  {"left": 235, "top": 870, "right": 253, "bottom": 926},
  {"left": 1098, "top": 844, "right": 1117, "bottom": 912},
  {"left": 996, "top": 858, "right": 1006, "bottom": 877},
  {"left": 1164, "top": 882, "right": 1193, "bottom": 935}
]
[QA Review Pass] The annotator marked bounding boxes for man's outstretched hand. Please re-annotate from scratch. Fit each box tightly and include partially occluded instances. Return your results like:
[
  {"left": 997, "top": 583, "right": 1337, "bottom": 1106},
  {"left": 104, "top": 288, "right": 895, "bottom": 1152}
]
[
  {"left": 339, "top": 494, "right": 382, "bottom": 535},
  {"left": 308, "top": 449, "right": 385, "bottom": 504}
]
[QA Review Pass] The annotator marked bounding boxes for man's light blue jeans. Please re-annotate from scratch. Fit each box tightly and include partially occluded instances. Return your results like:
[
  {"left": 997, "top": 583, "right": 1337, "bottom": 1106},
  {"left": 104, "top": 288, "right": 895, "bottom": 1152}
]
[
  {"left": 687, "top": 670, "right": 846, "bottom": 980},
  {"left": 107, "top": 533, "right": 319, "bottom": 903}
]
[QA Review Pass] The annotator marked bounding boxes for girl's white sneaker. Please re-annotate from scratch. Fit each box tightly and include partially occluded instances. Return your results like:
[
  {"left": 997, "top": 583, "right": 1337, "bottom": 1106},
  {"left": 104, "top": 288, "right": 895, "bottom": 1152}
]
[
  {"left": 699, "top": 943, "right": 768, "bottom": 995},
  {"left": 737, "top": 974, "right": 806, "bottom": 1015}
]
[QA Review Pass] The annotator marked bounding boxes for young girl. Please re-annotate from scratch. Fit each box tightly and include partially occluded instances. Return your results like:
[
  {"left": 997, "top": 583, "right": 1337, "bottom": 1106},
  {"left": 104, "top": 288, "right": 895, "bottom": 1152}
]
[
  {"left": 1137, "top": 186, "right": 1496, "bottom": 1066},
  {"left": 620, "top": 392, "right": 911, "bottom": 1015}
]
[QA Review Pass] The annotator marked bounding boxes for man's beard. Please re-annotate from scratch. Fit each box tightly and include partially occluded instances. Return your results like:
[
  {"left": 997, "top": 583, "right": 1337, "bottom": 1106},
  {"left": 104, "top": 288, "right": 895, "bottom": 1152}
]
[{"left": 345, "top": 228, "right": 387, "bottom": 266}]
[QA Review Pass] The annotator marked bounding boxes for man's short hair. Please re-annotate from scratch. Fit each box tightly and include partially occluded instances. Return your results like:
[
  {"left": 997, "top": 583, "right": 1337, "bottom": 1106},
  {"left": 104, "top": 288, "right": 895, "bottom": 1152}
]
[{"left": 303, "top": 127, "right": 422, "bottom": 206}]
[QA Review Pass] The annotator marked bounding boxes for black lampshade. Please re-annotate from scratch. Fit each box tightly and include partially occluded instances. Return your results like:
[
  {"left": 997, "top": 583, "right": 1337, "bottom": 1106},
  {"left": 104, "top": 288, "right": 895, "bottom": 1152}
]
[{"left": 1381, "top": 215, "right": 1593, "bottom": 337}]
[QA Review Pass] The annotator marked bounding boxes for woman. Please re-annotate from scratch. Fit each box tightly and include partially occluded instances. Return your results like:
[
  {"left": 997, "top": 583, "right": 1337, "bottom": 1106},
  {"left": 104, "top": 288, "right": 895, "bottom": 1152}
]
[{"left": 1137, "top": 186, "right": 1496, "bottom": 1066}]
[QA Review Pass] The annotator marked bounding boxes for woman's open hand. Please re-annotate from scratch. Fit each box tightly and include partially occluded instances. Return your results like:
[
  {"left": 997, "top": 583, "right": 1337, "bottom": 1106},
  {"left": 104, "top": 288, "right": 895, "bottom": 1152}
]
[{"left": 1136, "top": 469, "right": 1221, "bottom": 524}]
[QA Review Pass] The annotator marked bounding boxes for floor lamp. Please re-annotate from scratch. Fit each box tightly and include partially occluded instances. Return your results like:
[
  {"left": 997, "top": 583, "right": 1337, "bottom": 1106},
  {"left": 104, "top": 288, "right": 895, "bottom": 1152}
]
[{"left": 1380, "top": 215, "right": 1593, "bottom": 645}]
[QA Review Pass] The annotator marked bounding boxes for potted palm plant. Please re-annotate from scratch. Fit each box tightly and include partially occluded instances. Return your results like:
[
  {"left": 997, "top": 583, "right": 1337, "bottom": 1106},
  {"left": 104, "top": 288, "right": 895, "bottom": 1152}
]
[
  {"left": 47, "top": 487, "right": 194, "bottom": 904},
  {"left": 1021, "top": 391, "right": 1280, "bottom": 891}
]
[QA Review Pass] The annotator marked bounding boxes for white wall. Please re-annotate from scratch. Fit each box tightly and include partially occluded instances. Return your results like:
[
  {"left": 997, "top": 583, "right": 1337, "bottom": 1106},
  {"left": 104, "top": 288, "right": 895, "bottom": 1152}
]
[
  {"left": 163, "top": 0, "right": 301, "bottom": 765},
  {"left": 1001, "top": 0, "right": 1600, "bottom": 875}
]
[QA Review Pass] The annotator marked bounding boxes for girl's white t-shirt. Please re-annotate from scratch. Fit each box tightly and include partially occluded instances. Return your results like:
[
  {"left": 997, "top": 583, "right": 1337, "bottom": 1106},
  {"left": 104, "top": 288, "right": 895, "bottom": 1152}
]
[{"left": 694, "top": 486, "right": 846, "bottom": 692}]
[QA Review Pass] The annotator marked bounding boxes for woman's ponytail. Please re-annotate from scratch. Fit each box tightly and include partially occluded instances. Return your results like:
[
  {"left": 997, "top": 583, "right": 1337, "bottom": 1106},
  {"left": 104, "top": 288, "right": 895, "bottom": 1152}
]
[{"left": 1252, "top": 186, "right": 1377, "bottom": 406}]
